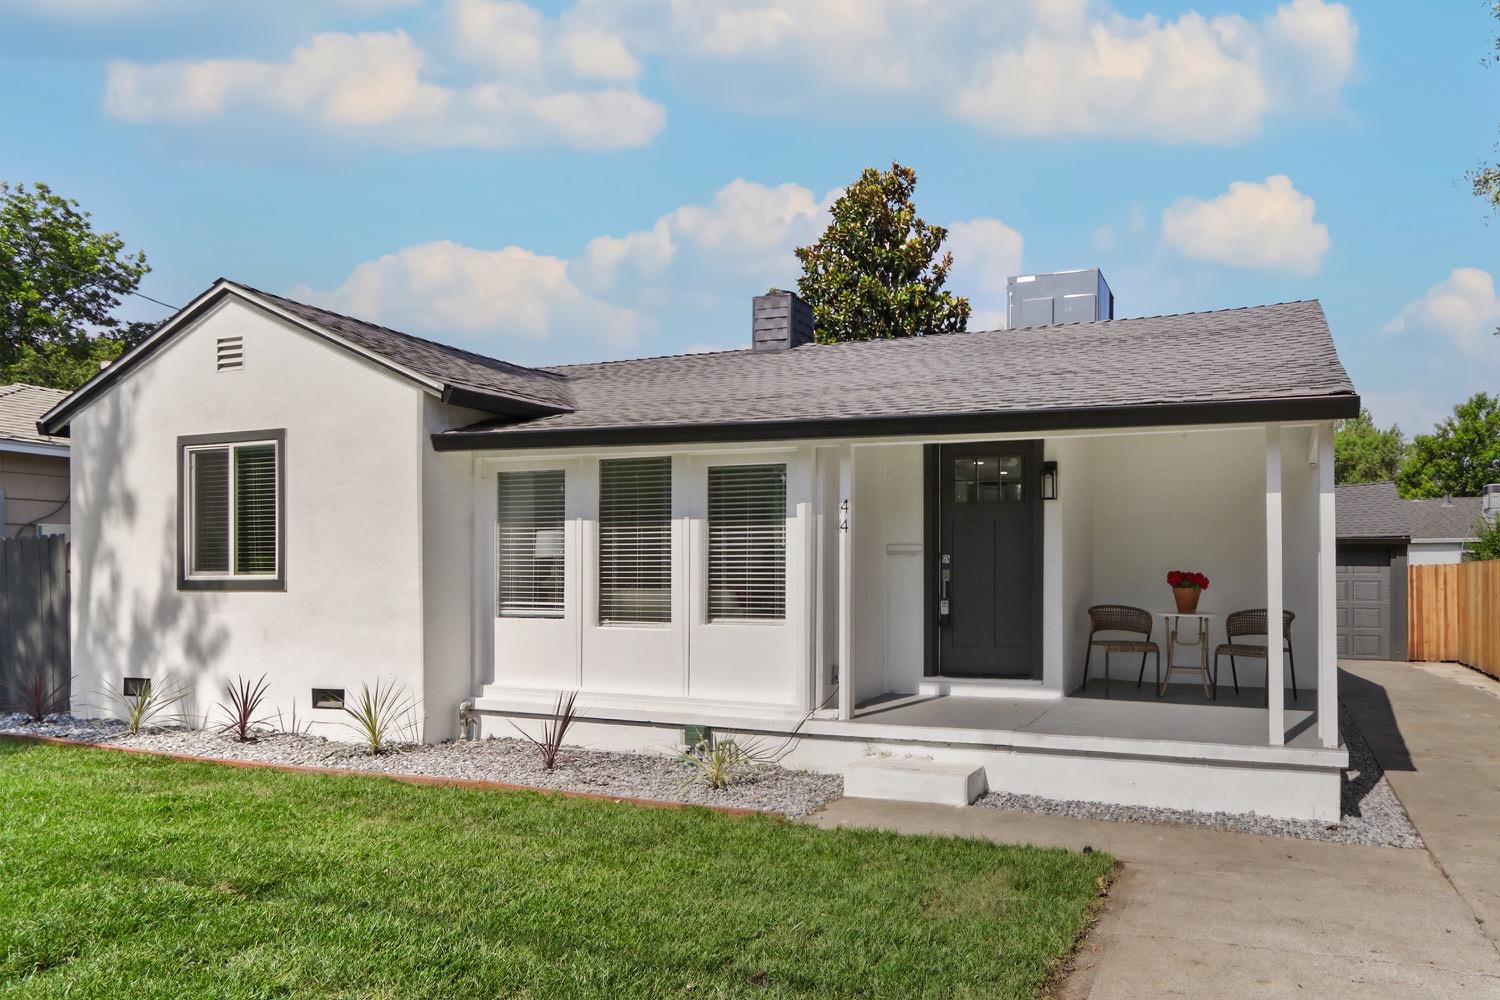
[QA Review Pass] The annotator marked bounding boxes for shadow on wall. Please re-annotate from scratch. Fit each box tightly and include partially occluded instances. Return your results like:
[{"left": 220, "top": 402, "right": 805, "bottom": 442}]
[
  {"left": 1337, "top": 667, "right": 1414, "bottom": 773},
  {"left": 71, "top": 381, "right": 230, "bottom": 720}
]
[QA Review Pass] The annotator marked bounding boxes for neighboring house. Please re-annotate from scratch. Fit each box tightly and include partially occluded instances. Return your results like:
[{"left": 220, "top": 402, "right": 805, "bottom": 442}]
[
  {"left": 1335, "top": 481, "right": 1497, "bottom": 661},
  {"left": 40, "top": 270, "right": 1360, "bottom": 821},
  {"left": 0, "top": 383, "right": 70, "bottom": 538}
]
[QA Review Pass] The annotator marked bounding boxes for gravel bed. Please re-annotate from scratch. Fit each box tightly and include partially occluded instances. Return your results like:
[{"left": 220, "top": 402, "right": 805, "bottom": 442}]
[
  {"left": 975, "top": 708, "right": 1424, "bottom": 848},
  {"left": 0, "top": 714, "right": 842, "bottom": 817}
]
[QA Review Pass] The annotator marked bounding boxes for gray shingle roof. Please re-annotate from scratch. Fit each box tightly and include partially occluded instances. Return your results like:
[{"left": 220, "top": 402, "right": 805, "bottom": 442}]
[
  {"left": 242, "top": 284, "right": 575, "bottom": 412},
  {"left": 0, "top": 384, "right": 69, "bottom": 448},
  {"left": 1336, "top": 481, "right": 1488, "bottom": 541},
  {"left": 439, "top": 299, "right": 1354, "bottom": 444}
]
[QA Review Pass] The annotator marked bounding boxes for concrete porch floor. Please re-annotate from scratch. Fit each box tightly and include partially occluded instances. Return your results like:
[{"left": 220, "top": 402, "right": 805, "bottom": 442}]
[{"left": 853, "top": 680, "right": 1322, "bottom": 750}]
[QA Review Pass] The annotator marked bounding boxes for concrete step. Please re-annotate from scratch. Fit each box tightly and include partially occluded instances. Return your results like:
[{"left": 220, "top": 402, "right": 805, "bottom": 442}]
[{"left": 843, "top": 756, "right": 987, "bottom": 806}]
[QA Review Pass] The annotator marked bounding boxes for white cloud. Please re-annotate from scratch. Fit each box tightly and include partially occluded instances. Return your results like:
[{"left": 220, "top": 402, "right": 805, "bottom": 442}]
[
  {"left": 103, "top": 2, "right": 662, "bottom": 150},
  {"left": 296, "top": 176, "right": 1020, "bottom": 355},
  {"left": 1160, "top": 175, "right": 1329, "bottom": 275},
  {"left": 588, "top": 0, "right": 1356, "bottom": 144},
  {"left": 945, "top": 218, "right": 1025, "bottom": 329},
  {"left": 1383, "top": 268, "right": 1500, "bottom": 358},
  {"left": 292, "top": 240, "right": 646, "bottom": 348}
]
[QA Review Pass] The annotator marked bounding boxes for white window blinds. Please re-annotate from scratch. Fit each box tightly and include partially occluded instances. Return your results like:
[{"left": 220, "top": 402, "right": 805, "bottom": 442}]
[
  {"left": 707, "top": 464, "right": 786, "bottom": 621},
  {"left": 497, "top": 469, "right": 566, "bottom": 618},
  {"left": 598, "top": 457, "right": 671, "bottom": 624},
  {"left": 186, "top": 440, "right": 279, "bottom": 578},
  {"left": 234, "top": 444, "right": 278, "bottom": 575}
]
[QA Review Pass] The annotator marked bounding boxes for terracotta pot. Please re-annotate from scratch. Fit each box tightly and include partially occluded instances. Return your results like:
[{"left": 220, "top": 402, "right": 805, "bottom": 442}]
[{"left": 1172, "top": 586, "right": 1201, "bottom": 614}]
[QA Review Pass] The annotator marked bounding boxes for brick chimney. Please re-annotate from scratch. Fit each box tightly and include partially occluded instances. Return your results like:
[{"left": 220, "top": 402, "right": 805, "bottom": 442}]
[{"left": 752, "top": 290, "right": 814, "bottom": 352}]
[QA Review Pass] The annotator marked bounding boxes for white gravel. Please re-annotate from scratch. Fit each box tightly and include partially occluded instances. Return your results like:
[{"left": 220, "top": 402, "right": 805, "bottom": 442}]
[
  {"left": 975, "top": 709, "right": 1424, "bottom": 848},
  {"left": 0, "top": 715, "right": 842, "bottom": 817},
  {"left": 2, "top": 707, "right": 1421, "bottom": 843}
]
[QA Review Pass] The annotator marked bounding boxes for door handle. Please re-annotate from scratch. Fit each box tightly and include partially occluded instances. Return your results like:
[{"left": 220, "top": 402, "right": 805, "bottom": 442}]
[{"left": 938, "top": 553, "right": 951, "bottom": 626}]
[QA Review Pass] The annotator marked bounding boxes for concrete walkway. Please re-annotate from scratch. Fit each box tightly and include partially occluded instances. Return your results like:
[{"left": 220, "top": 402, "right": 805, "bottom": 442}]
[{"left": 806, "top": 660, "right": 1500, "bottom": 999}]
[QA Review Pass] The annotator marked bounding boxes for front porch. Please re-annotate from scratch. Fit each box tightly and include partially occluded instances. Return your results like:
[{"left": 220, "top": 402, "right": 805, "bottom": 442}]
[{"left": 850, "top": 681, "right": 1320, "bottom": 751}]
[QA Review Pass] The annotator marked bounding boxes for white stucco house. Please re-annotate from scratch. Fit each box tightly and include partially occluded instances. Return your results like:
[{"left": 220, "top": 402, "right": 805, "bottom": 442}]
[{"left": 40, "top": 270, "right": 1361, "bottom": 821}]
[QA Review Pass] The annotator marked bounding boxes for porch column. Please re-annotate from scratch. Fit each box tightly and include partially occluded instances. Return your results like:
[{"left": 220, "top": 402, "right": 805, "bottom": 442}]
[
  {"left": 1316, "top": 423, "right": 1339, "bottom": 748},
  {"left": 837, "top": 446, "right": 855, "bottom": 721},
  {"left": 1265, "top": 427, "right": 1285, "bottom": 746}
]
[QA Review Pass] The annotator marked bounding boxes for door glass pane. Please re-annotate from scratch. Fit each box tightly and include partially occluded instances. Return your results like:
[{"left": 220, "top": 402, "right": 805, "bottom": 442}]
[{"left": 953, "top": 455, "right": 1024, "bottom": 503}]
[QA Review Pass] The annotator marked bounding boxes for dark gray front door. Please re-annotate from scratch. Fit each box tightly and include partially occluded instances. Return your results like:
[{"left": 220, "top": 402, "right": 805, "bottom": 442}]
[
  {"left": 1337, "top": 547, "right": 1391, "bottom": 659},
  {"left": 937, "top": 442, "right": 1041, "bottom": 678}
]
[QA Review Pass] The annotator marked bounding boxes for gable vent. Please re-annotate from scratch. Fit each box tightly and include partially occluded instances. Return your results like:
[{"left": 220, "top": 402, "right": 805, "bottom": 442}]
[{"left": 216, "top": 336, "right": 244, "bottom": 371}]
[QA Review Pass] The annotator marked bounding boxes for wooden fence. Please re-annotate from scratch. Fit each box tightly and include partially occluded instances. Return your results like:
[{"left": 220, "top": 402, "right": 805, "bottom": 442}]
[
  {"left": 1409, "top": 561, "right": 1500, "bottom": 680},
  {"left": 0, "top": 535, "right": 71, "bottom": 715}
]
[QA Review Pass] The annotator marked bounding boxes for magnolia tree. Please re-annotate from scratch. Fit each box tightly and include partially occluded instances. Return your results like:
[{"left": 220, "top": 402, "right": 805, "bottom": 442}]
[{"left": 794, "top": 162, "right": 970, "bottom": 343}]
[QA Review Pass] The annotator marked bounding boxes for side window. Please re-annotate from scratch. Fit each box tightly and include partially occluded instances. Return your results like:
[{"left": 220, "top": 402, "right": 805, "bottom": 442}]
[
  {"left": 179, "top": 432, "right": 283, "bottom": 590},
  {"left": 497, "top": 469, "right": 566, "bottom": 618}
]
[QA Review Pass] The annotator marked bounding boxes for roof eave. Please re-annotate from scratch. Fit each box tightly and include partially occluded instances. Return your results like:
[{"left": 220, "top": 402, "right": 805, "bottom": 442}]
[
  {"left": 431, "top": 392, "right": 1361, "bottom": 453},
  {"left": 37, "top": 280, "right": 573, "bottom": 434}
]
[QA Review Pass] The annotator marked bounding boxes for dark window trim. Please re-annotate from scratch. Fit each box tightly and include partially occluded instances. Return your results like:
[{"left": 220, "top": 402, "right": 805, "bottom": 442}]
[
  {"left": 177, "top": 429, "right": 287, "bottom": 592},
  {"left": 311, "top": 687, "right": 346, "bottom": 710},
  {"left": 431, "top": 395, "right": 1361, "bottom": 453}
]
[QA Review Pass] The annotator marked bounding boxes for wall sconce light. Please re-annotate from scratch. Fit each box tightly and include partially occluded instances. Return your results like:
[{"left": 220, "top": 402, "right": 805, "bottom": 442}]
[{"left": 1041, "top": 460, "right": 1059, "bottom": 500}]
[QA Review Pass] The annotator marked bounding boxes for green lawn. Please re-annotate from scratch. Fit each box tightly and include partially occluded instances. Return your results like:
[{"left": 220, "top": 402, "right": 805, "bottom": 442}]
[{"left": 0, "top": 742, "right": 1112, "bottom": 999}]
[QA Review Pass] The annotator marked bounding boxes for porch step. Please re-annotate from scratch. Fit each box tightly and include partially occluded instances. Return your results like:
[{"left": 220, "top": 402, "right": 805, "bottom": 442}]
[{"left": 843, "top": 757, "right": 987, "bottom": 806}]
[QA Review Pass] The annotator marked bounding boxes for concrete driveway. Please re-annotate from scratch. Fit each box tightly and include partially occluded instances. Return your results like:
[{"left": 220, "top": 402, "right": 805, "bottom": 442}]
[{"left": 806, "top": 660, "right": 1500, "bottom": 999}]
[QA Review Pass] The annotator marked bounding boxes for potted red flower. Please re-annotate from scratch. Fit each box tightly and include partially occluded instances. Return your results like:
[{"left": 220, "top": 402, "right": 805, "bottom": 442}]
[{"left": 1166, "top": 570, "right": 1210, "bottom": 613}]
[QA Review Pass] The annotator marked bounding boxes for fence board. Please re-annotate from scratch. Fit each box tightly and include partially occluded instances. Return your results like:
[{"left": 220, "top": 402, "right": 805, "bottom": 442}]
[
  {"left": 0, "top": 536, "right": 71, "bottom": 715},
  {"left": 1409, "top": 561, "right": 1500, "bottom": 680}
]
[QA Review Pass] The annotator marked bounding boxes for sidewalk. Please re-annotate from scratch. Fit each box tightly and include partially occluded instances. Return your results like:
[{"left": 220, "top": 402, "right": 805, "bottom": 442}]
[{"left": 805, "top": 661, "right": 1500, "bottom": 999}]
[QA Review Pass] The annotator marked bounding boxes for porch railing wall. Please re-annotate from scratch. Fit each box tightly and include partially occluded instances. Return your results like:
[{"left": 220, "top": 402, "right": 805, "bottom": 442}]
[{"left": 1408, "top": 561, "right": 1500, "bottom": 680}]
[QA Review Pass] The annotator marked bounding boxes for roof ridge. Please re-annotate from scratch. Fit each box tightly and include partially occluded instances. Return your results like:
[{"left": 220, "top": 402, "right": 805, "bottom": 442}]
[{"left": 544, "top": 299, "right": 1324, "bottom": 371}]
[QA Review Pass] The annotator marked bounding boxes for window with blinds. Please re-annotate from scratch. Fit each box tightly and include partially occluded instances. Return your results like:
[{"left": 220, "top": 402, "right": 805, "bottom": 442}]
[
  {"left": 497, "top": 469, "right": 566, "bottom": 618},
  {"left": 598, "top": 457, "right": 671, "bottom": 624},
  {"left": 707, "top": 464, "right": 786, "bottom": 621},
  {"left": 183, "top": 437, "right": 280, "bottom": 582}
]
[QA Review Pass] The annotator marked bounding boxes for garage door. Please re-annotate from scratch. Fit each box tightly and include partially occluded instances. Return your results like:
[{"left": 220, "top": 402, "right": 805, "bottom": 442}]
[{"left": 1336, "top": 548, "right": 1391, "bottom": 659}]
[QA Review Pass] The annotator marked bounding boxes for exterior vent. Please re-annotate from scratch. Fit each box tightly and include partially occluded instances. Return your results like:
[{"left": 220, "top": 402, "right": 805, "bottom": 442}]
[
  {"left": 216, "top": 336, "right": 244, "bottom": 371},
  {"left": 1006, "top": 268, "right": 1114, "bottom": 329},
  {"left": 752, "top": 290, "right": 814, "bottom": 352}
]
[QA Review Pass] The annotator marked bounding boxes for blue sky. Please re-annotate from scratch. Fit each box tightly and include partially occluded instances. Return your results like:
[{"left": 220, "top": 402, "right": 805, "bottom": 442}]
[{"left": 2, "top": 0, "right": 1496, "bottom": 435}]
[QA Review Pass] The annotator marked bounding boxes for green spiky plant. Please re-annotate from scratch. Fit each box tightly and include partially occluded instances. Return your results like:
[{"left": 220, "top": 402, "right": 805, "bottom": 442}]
[
  {"left": 676, "top": 736, "right": 773, "bottom": 791},
  {"left": 104, "top": 679, "right": 189, "bottom": 736},
  {"left": 340, "top": 679, "right": 418, "bottom": 754}
]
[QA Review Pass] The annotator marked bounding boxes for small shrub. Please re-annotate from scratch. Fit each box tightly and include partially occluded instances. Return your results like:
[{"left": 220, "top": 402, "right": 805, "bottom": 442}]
[
  {"left": 273, "top": 704, "right": 313, "bottom": 737},
  {"left": 510, "top": 690, "right": 579, "bottom": 770},
  {"left": 216, "top": 674, "right": 271, "bottom": 742},
  {"left": 104, "top": 679, "right": 189, "bottom": 736},
  {"left": 340, "top": 679, "right": 418, "bottom": 754},
  {"left": 677, "top": 736, "right": 770, "bottom": 790},
  {"left": 5, "top": 669, "right": 69, "bottom": 724}
]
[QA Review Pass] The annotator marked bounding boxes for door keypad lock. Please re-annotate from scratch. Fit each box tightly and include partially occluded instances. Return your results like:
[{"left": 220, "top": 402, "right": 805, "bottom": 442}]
[{"left": 939, "top": 553, "right": 951, "bottom": 626}]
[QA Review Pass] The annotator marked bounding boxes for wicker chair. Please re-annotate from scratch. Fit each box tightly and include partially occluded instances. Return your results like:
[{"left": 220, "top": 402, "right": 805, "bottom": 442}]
[
  {"left": 1084, "top": 605, "right": 1161, "bottom": 698},
  {"left": 1213, "top": 609, "right": 1297, "bottom": 704}
]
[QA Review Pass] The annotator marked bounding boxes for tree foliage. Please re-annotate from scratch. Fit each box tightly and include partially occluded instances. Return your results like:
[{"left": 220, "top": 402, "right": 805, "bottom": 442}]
[
  {"left": 0, "top": 181, "right": 153, "bottom": 390},
  {"left": 795, "top": 162, "right": 970, "bottom": 343},
  {"left": 1397, "top": 392, "right": 1500, "bottom": 498},
  {"left": 1466, "top": 514, "right": 1500, "bottom": 562},
  {"left": 1334, "top": 409, "right": 1406, "bottom": 485},
  {"left": 1472, "top": 2, "right": 1500, "bottom": 212}
]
